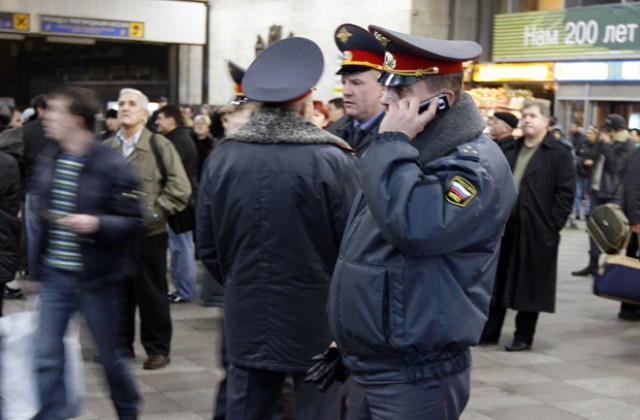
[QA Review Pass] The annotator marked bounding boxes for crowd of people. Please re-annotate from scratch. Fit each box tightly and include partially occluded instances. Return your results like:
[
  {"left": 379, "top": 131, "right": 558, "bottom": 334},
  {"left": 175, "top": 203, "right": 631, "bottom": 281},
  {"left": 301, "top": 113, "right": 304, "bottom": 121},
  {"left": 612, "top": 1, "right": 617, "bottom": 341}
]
[{"left": 0, "top": 20, "right": 639, "bottom": 420}]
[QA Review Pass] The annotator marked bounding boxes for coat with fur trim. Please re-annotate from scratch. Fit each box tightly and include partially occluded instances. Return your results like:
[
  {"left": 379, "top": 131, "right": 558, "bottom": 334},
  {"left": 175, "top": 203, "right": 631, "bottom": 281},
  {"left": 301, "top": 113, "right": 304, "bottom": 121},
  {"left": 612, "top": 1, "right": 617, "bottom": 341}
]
[
  {"left": 196, "top": 107, "right": 360, "bottom": 372},
  {"left": 327, "top": 93, "right": 518, "bottom": 384}
]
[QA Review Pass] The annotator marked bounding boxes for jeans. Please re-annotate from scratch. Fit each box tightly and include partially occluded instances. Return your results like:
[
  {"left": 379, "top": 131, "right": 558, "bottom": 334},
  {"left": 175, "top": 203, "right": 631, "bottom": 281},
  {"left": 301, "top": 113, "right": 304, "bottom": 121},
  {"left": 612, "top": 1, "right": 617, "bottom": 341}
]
[
  {"left": 35, "top": 263, "right": 141, "bottom": 420},
  {"left": 168, "top": 227, "right": 197, "bottom": 300},
  {"left": 573, "top": 176, "right": 590, "bottom": 217}
]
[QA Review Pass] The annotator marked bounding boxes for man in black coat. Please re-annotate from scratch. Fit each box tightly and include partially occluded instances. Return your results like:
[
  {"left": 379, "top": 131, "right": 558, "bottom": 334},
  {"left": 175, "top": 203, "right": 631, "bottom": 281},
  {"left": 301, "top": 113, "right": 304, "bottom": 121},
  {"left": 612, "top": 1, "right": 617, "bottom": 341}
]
[
  {"left": 481, "top": 99, "right": 575, "bottom": 351},
  {"left": 327, "top": 23, "right": 385, "bottom": 156},
  {"left": 156, "top": 104, "right": 199, "bottom": 303},
  {"left": 197, "top": 37, "right": 359, "bottom": 420}
]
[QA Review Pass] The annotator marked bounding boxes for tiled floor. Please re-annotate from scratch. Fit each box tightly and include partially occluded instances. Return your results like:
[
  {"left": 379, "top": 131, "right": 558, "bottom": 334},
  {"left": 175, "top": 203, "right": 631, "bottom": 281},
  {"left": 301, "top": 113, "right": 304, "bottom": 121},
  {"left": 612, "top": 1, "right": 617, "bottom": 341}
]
[{"left": 4, "top": 220, "right": 640, "bottom": 419}]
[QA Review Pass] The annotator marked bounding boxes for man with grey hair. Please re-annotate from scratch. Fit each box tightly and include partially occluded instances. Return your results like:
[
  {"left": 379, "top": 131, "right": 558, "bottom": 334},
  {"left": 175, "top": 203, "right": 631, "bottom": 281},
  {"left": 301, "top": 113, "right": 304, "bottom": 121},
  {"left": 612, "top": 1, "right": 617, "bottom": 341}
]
[
  {"left": 481, "top": 99, "right": 575, "bottom": 351},
  {"left": 104, "top": 88, "right": 191, "bottom": 370}
]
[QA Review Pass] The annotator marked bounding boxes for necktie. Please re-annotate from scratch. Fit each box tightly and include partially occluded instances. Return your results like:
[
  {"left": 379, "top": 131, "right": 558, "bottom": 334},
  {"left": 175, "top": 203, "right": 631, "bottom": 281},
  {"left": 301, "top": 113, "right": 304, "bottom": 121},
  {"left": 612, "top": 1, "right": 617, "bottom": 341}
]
[{"left": 351, "top": 127, "right": 365, "bottom": 148}]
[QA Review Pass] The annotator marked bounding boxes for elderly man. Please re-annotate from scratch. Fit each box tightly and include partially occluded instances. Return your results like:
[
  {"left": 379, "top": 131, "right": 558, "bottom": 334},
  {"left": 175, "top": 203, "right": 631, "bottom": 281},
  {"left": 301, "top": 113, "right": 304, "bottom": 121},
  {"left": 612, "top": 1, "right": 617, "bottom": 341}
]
[
  {"left": 328, "top": 23, "right": 385, "bottom": 156},
  {"left": 315, "top": 26, "right": 518, "bottom": 419},
  {"left": 104, "top": 88, "right": 191, "bottom": 370}
]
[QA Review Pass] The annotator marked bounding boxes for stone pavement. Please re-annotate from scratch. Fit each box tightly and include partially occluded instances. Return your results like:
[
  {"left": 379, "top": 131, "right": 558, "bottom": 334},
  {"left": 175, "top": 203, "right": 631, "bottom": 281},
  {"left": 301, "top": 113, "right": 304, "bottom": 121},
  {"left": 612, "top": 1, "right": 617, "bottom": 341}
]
[{"left": 4, "top": 219, "right": 640, "bottom": 419}]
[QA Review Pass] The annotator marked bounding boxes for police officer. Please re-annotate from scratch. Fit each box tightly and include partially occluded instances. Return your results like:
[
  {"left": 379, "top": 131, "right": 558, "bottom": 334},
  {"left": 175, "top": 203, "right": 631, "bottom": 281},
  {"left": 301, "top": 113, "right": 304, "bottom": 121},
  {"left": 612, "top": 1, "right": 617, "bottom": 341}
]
[
  {"left": 328, "top": 23, "right": 385, "bottom": 156},
  {"left": 197, "top": 37, "right": 359, "bottom": 420},
  {"left": 314, "top": 26, "right": 518, "bottom": 419}
]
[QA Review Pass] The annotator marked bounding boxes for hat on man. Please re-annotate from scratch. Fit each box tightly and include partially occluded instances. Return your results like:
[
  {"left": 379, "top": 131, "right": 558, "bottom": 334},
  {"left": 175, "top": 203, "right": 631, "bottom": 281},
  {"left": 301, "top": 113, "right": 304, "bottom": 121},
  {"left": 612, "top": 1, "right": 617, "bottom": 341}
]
[
  {"left": 105, "top": 108, "right": 118, "bottom": 119},
  {"left": 368, "top": 25, "right": 482, "bottom": 87},
  {"left": 242, "top": 37, "right": 323, "bottom": 103},
  {"left": 602, "top": 114, "right": 626, "bottom": 131},
  {"left": 228, "top": 61, "right": 247, "bottom": 104},
  {"left": 494, "top": 112, "right": 518, "bottom": 129},
  {"left": 334, "top": 23, "right": 385, "bottom": 75}
]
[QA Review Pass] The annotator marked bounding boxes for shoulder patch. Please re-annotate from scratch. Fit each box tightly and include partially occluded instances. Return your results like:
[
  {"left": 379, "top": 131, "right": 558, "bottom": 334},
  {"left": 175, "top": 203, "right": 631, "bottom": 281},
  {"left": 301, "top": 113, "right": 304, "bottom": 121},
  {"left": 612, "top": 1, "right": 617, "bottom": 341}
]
[{"left": 445, "top": 175, "right": 477, "bottom": 207}]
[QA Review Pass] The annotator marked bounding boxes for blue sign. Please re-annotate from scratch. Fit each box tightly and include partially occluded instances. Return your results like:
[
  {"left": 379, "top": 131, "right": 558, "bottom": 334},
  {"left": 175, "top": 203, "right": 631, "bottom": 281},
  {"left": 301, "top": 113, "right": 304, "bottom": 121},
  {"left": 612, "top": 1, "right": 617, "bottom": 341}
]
[{"left": 41, "top": 15, "right": 143, "bottom": 38}]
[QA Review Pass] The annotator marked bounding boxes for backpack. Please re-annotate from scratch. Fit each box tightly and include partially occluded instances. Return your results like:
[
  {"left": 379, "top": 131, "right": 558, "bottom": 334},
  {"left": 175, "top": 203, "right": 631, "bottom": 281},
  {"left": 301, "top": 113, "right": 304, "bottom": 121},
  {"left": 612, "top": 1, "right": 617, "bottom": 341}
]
[{"left": 586, "top": 203, "right": 630, "bottom": 254}]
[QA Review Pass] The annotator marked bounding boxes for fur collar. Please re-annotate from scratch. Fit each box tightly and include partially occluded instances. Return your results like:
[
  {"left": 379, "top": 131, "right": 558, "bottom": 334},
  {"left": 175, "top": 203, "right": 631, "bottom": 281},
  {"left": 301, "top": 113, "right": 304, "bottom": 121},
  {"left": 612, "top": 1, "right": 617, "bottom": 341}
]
[
  {"left": 412, "top": 93, "right": 486, "bottom": 164},
  {"left": 230, "top": 107, "right": 353, "bottom": 150}
]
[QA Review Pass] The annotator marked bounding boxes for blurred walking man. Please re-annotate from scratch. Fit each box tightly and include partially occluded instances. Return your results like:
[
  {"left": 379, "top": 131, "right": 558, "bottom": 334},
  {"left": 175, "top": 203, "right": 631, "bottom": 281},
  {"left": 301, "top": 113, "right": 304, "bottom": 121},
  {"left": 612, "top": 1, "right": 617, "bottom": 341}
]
[{"left": 32, "top": 86, "right": 143, "bottom": 419}]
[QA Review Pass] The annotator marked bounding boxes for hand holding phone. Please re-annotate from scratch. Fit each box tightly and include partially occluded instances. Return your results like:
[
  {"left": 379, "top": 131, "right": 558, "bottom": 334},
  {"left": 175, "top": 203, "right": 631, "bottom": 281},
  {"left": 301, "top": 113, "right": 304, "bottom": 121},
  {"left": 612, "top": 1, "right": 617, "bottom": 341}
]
[{"left": 418, "top": 93, "right": 450, "bottom": 114}]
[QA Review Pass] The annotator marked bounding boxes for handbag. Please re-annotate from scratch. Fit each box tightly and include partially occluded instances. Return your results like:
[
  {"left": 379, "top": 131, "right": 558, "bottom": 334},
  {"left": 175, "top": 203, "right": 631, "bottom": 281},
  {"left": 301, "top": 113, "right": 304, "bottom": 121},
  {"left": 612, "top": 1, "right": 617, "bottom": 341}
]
[
  {"left": 586, "top": 203, "right": 630, "bottom": 254},
  {"left": 149, "top": 134, "right": 195, "bottom": 234},
  {"left": 0, "top": 308, "right": 85, "bottom": 420},
  {"left": 593, "top": 234, "right": 640, "bottom": 305}
]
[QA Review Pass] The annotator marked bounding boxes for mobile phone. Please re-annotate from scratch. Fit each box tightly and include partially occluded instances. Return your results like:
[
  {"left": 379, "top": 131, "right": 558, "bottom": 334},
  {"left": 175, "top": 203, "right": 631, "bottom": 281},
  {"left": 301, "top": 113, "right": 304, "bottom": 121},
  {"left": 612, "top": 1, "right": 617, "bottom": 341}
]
[{"left": 419, "top": 93, "right": 450, "bottom": 114}]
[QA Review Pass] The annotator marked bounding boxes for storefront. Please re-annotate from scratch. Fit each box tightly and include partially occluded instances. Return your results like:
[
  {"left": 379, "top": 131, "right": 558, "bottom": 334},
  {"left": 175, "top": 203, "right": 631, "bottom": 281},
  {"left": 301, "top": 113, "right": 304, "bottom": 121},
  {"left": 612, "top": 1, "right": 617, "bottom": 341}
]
[
  {"left": 492, "top": 2, "right": 640, "bottom": 130},
  {"left": 469, "top": 62, "right": 556, "bottom": 118}
]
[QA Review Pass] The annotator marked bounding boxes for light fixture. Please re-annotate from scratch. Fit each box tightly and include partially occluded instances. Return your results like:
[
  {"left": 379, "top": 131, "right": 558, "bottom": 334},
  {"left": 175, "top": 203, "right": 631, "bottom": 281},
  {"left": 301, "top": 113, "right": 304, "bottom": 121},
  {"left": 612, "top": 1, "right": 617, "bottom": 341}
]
[
  {"left": 45, "top": 36, "right": 95, "bottom": 45},
  {"left": 0, "top": 33, "right": 25, "bottom": 41}
]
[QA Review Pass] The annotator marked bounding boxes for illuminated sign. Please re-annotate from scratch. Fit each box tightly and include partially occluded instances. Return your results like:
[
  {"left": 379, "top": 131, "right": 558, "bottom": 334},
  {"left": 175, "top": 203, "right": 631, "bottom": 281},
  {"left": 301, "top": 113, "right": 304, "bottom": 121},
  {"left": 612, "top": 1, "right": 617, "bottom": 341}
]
[
  {"left": 554, "top": 60, "right": 640, "bottom": 81},
  {"left": 473, "top": 63, "right": 554, "bottom": 82},
  {"left": 621, "top": 61, "right": 640, "bottom": 80},
  {"left": 554, "top": 62, "right": 609, "bottom": 81},
  {"left": 0, "top": 12, "right": 30, "bottom": 31},
  {"left": 494, "top": 3, "right": 640, "bottom": 61},
  {"left": 41, "top": 15, "right": 144, "bottom": 39}
]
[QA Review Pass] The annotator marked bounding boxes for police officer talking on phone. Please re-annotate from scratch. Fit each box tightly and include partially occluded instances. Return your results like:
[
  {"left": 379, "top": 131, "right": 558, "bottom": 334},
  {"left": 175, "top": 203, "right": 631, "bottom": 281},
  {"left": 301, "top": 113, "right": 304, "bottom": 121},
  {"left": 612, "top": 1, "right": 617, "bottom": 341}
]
[{"left": 307, "top": 27, "right": 518, "bottom": 419}]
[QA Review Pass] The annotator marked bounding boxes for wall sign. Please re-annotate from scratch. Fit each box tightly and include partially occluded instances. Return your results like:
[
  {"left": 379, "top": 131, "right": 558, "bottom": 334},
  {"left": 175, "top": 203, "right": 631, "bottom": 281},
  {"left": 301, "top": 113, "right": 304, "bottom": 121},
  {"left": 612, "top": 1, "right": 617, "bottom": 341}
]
[
  {"left": 494, "top": 3, "right": 640, "bottom": 61},
  {"left": 41, "top": 15, "right": 144, "bottom": 39}
]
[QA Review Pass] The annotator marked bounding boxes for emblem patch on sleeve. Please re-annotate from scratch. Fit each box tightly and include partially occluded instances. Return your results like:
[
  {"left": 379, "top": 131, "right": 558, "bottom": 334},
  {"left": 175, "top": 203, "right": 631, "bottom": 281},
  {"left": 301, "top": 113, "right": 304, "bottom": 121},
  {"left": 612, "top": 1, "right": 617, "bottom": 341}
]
[{"left": 445, "top": 175, "right": 477, "bottom": 207}]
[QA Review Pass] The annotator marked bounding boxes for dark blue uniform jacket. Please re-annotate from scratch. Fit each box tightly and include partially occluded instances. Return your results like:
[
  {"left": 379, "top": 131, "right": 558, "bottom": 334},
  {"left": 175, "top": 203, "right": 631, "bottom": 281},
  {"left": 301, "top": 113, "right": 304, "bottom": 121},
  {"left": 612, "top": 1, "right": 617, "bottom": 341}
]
[{"left": 328, "top": 93, "right": 518, "bottom": 384}]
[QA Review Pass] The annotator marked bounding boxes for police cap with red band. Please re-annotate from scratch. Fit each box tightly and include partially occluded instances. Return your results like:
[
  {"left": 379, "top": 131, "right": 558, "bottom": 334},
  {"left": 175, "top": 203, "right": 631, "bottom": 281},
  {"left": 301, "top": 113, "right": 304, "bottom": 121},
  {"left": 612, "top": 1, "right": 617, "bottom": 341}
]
[
  {"left": 368, "top": 25, "right": 482, "bottom": 87},
  {"left": 243, "top": 37, "right": 323, "bottom": 103},
  {"left": 334, "top": 23, "right": 385, "bottom": 75}
]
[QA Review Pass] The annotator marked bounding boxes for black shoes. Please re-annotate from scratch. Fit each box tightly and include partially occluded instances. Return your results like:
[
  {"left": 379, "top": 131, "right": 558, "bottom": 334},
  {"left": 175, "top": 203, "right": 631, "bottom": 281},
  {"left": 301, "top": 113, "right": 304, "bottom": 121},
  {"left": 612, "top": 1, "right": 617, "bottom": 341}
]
[
  {"left": 618, "top": 309, "right": 640, "bottom": 321},
  {"left": 3, "top": 285, "right": 24, "bottom": 299},
  {"left": 505, "top": 340, "right": 532, "bottom": 352},
  {"left": 572, "top": 256, "right": 599, "bottom": 277},
  {"left": 168, "top": 292, "right": 189, "bottom": 303},
  {"left": 571, "top": 266, "right": 597, "bottom": 276}
]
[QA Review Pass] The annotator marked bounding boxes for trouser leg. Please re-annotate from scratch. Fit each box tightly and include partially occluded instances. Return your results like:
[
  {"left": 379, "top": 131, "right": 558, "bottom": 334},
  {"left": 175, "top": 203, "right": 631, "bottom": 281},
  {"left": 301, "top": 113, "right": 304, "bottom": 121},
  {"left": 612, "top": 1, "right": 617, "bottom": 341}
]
[
  {"left": 168, "top": 227, "right": 197, "bottom": 301},
  {"left": 134, "top": 233, "right": 172, "bottom": 356},
  {"left": 35, "top": 265, "right": 77, "bottom": 420},
  {"left": 480, "top": 304, "right": 507, "bottom": 344},
  {"left": 226, "top": 364, "right": 286, "bottom": 420},
  {"left": 83, "top": 281, "right": 142, "bottom": 419},
  {"left": 514, "top": 311, "right": 539, "bottom": 344}
]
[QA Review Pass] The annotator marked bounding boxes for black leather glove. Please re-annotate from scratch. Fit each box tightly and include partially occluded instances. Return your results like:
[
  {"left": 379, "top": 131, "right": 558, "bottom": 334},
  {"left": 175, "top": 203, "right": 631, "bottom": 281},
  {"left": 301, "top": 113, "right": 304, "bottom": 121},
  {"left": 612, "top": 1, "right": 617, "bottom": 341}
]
[{"left": 304, "top": 347, "right": 349, "bottom": 392}]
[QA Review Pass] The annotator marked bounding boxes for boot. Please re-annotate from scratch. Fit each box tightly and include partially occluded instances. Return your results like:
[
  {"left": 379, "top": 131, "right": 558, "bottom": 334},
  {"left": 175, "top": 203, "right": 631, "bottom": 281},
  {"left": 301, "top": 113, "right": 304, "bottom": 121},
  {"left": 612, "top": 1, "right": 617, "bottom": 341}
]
[{"left": 571, "top": 255, "right": 598, "bottom": 276}]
